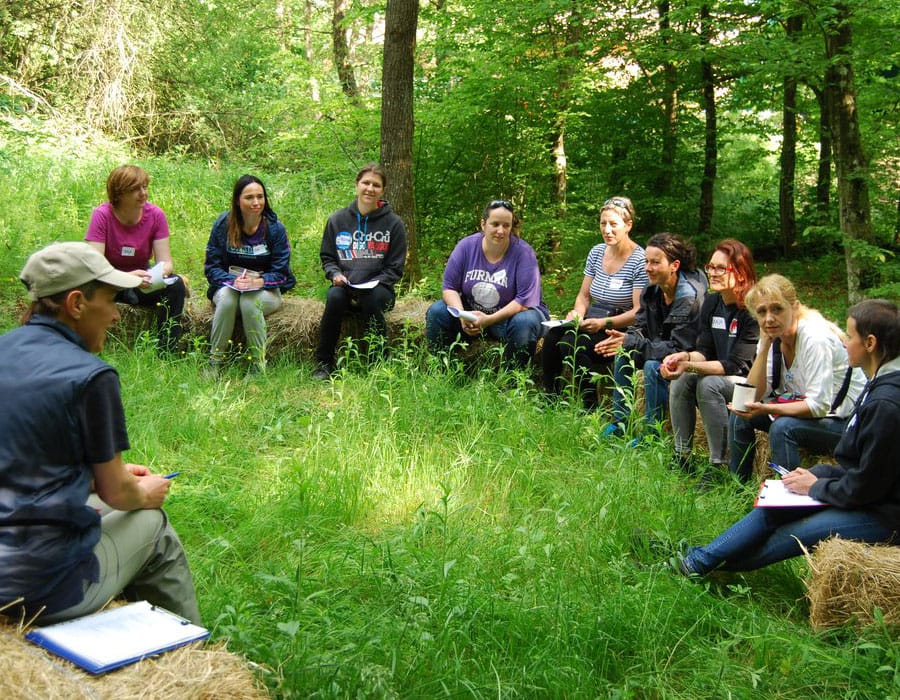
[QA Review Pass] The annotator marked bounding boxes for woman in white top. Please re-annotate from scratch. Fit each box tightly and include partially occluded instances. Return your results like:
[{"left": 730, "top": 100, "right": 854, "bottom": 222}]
[{"left": 727, "top": 274, "right": 866, "bottom": 481}]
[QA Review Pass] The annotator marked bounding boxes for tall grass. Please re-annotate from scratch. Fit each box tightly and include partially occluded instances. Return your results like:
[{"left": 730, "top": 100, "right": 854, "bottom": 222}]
[
  {"left": 4, "top": 129, "right": 894, "bottom": 698},
  {"left": 101, "top": 340, "right": 900, "bottom": 698}
]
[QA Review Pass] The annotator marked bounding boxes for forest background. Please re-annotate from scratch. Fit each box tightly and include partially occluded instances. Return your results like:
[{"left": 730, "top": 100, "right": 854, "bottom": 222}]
[{"left": 2, "top": 0, "right": 900, "bottom": 697}]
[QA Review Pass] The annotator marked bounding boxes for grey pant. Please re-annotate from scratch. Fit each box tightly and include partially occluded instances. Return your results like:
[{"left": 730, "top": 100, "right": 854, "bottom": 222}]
[
  {"left": 669, "top": 373, "right": 740, "bottom": 464},
  {"left": 210, "top": 286, "right": 282, "bottom": 365},
  {"left": 41, "top": 500, "right": 201, "bottom": 625}
]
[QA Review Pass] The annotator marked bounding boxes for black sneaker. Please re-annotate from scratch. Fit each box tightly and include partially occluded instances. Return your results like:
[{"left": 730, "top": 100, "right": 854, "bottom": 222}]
[{"left": 312, "top": 364, "right": 333, "bottom": 381}]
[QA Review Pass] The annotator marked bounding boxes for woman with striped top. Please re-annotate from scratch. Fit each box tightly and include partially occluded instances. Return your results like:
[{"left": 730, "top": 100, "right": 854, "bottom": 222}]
[{"left": 541, "top": 196, "right": 648, "bottom": 409}]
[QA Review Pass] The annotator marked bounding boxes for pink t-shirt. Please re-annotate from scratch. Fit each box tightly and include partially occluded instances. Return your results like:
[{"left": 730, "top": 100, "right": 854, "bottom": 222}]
[{"left": 85, "top": 202, "right": 170, "bottom": 271}]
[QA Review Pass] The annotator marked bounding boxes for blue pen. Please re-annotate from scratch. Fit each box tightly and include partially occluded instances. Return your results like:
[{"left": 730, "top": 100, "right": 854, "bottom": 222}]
[
  {"left": 768, "top": 462, "right": 789, "bottom": 477},
  {"left": 164, "top": 472, "right": 181, "bottom": 480}
]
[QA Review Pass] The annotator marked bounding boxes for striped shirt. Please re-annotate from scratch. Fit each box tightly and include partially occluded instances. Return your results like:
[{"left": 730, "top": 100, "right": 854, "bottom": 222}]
[{"left": 584, "top": 243, "right": 648, "bottom": 312}]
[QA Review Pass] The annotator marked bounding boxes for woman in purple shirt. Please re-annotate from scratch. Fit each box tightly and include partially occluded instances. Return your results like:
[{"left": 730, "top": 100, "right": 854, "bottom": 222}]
[{"left": 425, "top": 200, "right": 549, "bottom": 368}]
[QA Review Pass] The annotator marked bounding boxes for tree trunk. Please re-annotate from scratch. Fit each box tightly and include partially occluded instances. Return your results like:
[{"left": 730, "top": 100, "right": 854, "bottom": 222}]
[
  {"left": 332, "top": 0, "right": 359, "bottom": 101},
  {"left": 552, "top": 125, "right": 567, "bottom": 227},
  {"left": 812, "top": 85, "right": 832, "bottom": 223},
  {"left": 305, "top": 0, "right": 321, "bottom": 103},
  {"left": 657, "top": 1, "right": 677, "bottom": 197},
  {"left": 823, "top": 1, "right": 873, "bottom": 303},
  {"left": 698, "top": 4, "right": 716, "bottom": 236},
  {"left": 779, "top": 15, "right": 802, "bottom": 257},
  {"left": 380, "top": 0, "right": 420, "bottom": 284}
]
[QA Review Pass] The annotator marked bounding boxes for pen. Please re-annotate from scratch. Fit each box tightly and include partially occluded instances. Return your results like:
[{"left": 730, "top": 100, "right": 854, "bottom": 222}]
[
  {"left": 768, "top": 462, "right": 789, "bottom": 477},
  {"left": 164, "top": 472, "right": 181, "bottom": 479}
]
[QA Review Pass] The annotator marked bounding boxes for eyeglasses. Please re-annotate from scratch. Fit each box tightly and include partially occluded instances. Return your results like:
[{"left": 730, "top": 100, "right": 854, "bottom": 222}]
[
  {"left": 488, "top": 199, "right": 514, "bottom": 212},
  {"left": 704, "top": 264, "right": 735, "bottom": 275},
  {"left": 603, "top": 197, "right": 630, "bottom": 210}
]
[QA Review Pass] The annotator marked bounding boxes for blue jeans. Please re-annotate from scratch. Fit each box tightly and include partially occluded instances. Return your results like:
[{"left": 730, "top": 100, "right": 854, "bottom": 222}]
[
  {"left": 425, "top": 300, "right": 547, "bottom": 367},
  {"left": 681, "top": 505, "right": 893, "bottom": 575},
  {"left": 729, "top": 412, "right": 848, "bottom": 482},
  {"left": 612, "top": 357, "right": 668, "bottom": 433}
]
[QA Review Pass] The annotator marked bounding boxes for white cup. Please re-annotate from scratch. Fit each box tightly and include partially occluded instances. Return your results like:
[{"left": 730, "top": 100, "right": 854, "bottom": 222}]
[{"left": 732, "top": 383, "right": 756, "bottom": 411}]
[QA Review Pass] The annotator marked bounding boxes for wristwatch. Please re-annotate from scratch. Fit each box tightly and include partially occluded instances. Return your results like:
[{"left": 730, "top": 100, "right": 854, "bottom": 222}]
[{"left": 604, "top": 318, "right": 615, "bottom": 330}]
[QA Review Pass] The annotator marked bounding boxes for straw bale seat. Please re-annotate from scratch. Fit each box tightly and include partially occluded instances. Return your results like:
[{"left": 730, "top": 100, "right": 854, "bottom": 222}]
[
  {"left": 806, "top": 537, "right": 900, "bottom": 629},
  {"left": 0, "top": 612, "right": 268, "bottom": 699},
  {"left": 114, "top": 296, "right": 432, "bottom": 361}
]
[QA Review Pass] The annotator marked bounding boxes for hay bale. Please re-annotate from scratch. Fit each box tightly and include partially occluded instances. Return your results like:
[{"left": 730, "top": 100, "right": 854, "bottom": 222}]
[
  {"left": 0, "top": 612, "right": 269, "bottom": 699},
  {"left": 806, "top": 537, "right": 900, "bottom": 629},
  {"left": 186, "top": 296, "right": 429, "bottom": 361}
]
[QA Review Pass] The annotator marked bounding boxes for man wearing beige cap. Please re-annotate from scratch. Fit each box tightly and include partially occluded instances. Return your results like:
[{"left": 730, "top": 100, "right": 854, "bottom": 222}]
[{"left": 0, "top": 242, "right": 201, "bottom": 625}]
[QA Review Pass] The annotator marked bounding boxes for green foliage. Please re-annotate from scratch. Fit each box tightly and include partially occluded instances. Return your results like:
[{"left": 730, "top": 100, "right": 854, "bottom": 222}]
[
  {"left": 2, "top": 128, "right": 898, "bottom": 697},
  {"left": 86, "top": 341, "right": 900, "bottom": 698}
]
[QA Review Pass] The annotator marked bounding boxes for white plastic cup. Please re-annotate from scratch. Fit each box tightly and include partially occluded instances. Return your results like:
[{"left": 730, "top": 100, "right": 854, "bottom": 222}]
[{"left": 732, "top": 383, "right": 756, "bottom": 411}]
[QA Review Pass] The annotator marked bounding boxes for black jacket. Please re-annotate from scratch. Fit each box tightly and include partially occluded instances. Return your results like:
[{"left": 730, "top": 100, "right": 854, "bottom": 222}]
[
  {"left": 695, "top": 293, "right": 759, "bottom": 376},
  {"left": 809, "top": 359, "right": 900, "bottom": 532},
  {"left": 622, "top": 269, "right": 706, "bottom": 366}
]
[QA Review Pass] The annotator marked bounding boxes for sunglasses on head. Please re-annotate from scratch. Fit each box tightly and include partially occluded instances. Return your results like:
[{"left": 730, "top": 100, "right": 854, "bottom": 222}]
[
  {"left": 488, "top": 199, "right": 514, "bottom": 212},
  {"left": 603, "top": 197, "right": 629, "bottom": 210}
]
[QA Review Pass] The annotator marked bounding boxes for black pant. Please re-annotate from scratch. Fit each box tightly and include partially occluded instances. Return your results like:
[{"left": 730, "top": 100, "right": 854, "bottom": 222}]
[
  {"left": 542, "top": 325, "right": 611, "bottom": 400},
  {"left": 117, "top": 277, "right": 186, "bottom": 354},
  {"left": 315, "top": 284, "right": 395, "bottom": 366}
]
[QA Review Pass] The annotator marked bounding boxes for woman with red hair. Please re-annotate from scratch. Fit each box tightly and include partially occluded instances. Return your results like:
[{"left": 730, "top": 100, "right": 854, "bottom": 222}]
[{"left": 661, "top": 239, "right": 759, "bottom": 476}]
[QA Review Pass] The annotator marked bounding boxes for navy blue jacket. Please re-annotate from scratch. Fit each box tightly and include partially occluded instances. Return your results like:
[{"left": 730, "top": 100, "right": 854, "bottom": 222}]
[
  {"left": 204, "top": 210, "right": 296, "bottom": 300},
  {"left": 810, "top": 360, "right": 900, "bottom": 531},
  {"left": 0, "top": 317, "right": 112, "bottom": 615}
]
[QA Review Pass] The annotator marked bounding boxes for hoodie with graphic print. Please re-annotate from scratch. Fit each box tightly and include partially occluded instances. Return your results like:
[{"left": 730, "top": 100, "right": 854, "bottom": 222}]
[{"left": 319, "top": 199, "right": 407, "bottom": 292}]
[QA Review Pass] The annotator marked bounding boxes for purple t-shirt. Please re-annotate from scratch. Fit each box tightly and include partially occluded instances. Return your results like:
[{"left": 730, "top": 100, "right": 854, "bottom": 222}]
[
  {"left": 442, "top": 233, "right": 547, "bottom": 314},
  {"left": 85, "top": 202, "right": 170, "bottom": 271}
]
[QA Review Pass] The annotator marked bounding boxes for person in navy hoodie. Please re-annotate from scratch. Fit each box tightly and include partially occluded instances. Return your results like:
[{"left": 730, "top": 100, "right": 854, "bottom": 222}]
[
  {"left": 313, "top": 163, "right": 408, "bottom": 379},
  {"left": 204, "top": 174, "right": 295, "bottom": 376}
]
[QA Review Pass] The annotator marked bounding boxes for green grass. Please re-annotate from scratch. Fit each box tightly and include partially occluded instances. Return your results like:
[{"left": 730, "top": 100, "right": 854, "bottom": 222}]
[
  {"left": 4, "top": 124, "right": 898, "bottom": 698},
  {"left": 101, "top": 340, "right": 900, "bottom": 698}
]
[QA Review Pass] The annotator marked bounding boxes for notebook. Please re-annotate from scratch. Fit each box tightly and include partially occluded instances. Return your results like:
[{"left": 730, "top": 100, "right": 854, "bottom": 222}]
[{"left": 25, "top": 600, "right": 209, "bottom": 675}]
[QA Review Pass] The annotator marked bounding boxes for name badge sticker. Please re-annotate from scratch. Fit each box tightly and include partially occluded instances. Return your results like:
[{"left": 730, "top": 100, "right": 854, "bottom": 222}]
[
  {"left": 251, "top": 244, "right": 268, "bottom": 256},
  {"left": 711, "top": 316, "right": 727, "bottom": 330},
  {"left": 609, "top": 278, "right": 624, "bottom": 290},
  {"left": 121, "top": 246, "right": 136, "bottom": 257}
]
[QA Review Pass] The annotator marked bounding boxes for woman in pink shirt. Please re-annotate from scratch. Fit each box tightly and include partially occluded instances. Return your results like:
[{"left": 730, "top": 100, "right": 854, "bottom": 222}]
[{"left": 85, "top": 165, "right": 186, "bottom": 355}]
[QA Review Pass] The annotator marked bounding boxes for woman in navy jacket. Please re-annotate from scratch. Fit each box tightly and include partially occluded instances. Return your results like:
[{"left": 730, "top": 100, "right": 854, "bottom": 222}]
[{"left": 204, "top": 175, "right": 295, "bottom": 375}]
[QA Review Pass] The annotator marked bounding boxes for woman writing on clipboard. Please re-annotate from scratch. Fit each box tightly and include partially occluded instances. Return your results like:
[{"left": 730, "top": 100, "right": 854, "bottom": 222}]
[
  {"left": 672, "top": 299, "right": 900, "bottom": 577},
  {"left": 204, "top": 174, "right": 295, "bottom": 375}
]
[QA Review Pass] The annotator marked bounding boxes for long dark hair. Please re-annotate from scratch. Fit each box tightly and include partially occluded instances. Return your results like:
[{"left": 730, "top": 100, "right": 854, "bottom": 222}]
[{"left": 227, "top": 175, "right": 274, "bottom": 249}]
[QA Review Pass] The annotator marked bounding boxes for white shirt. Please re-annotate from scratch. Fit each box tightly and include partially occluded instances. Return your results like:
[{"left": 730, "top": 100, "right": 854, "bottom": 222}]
[{"left": 762, "top": 315, "right": 867, "bottom": 418}]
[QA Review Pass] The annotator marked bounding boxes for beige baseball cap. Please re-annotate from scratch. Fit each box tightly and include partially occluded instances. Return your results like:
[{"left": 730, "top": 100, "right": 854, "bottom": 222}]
[{"left": 20, "top": 241, "right": 142, "bottom": 301}]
